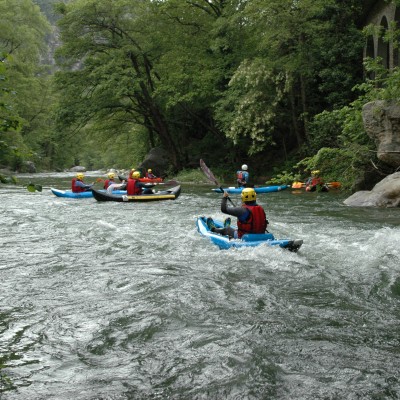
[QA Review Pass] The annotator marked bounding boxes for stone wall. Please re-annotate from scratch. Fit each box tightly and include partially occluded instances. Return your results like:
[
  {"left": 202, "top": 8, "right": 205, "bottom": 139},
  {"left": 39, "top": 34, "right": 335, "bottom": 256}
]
[{"left": 364, "top": 1, "right": 399, "bottom": 69}]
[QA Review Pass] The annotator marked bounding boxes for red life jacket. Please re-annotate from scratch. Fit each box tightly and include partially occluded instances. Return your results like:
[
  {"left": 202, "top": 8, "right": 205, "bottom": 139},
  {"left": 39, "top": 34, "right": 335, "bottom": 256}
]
[
  {"left": 71, "top": 178, "right": 86, "bottom": 193},
  {"left": 126, "top": 179, "right": 142, "bottom": 195},
  {"left": 237, "top": 171, "right": 244, "bottom": 180},
  {"left": 311, "top": 177, "right": 322, "bottom": 186},
  {"left": 103, "top": 179, "right": 114, "bottom": 189},
  {"left": 237, "top": 204, "right": 267, "bottom": 238}
]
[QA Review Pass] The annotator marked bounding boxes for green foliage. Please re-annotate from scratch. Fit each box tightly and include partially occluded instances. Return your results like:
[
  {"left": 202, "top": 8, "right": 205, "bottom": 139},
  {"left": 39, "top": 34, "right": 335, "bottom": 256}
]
[
  {"left": 175, "top": 169, "right": 209, "bottom": 184},
  {"left": 266, "top": 171, "right": 301, "bottom": 186},
  {"left": 0, "top": 0, "right": 55, "bottom": 171},
  {"left": 0, "top": 173, "right": 17, "bottom": 184}
]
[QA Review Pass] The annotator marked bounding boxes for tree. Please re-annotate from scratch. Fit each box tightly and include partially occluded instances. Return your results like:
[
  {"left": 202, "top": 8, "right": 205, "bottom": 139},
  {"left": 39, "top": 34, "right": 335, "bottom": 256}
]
[{"left": 0, "top": 0, "right": 52, "bottom": 169}]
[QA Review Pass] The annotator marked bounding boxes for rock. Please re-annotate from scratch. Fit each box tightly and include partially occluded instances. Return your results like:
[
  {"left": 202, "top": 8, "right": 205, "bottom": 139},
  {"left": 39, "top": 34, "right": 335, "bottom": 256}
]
[
  {"left": 344, "top": 172, "right": 400, "bottom": 207},
  {"left": 21, "top": 161, "right": 36, "bottom": 173},
  {"left": 70, "top": 166, "right": 86, "bottom": 172},
  {"left": 138, "top": 147, "right": 171, "bottom": 177},
  {"left": 362, "top": 100, "right": 400, "bottom": 167}
]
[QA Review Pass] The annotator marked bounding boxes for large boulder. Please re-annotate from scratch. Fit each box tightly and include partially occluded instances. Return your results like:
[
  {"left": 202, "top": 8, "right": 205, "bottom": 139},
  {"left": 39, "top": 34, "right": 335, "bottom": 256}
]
[
  {"left": 362, "top": 100, "right": 400, "bottom": 167},
  {"left": 70, "top": 166, "right": 86, "bottom": 172},
  {"left": 138, "top": 147, "right": 171, "bottom": 177},
  {"left": 343, "top": 172, "right": 400, "bottom": 207}
]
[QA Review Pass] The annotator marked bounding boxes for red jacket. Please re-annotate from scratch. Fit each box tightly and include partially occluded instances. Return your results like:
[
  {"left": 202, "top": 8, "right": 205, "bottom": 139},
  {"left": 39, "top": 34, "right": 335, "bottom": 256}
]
[
  {"left": 237, "top": 204, "right": 267, "bottom": 238},
  {"left": 71, "top": 178, "right": 86, "bottom": 193},
  {"left": 126, "top": 179, "right": 142, "bottom": 195}
]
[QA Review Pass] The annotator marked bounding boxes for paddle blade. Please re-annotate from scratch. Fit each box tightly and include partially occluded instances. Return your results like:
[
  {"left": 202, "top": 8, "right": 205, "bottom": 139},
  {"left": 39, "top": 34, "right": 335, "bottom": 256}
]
[
  {"left": 327, "top": 181, "right": 341, "bottom": 188},
  {"left": 292, "top": 182, "right": 304, "bottom": 189},
  {"left": 200, "top": 159, "right": 219, "bottom": 186}
]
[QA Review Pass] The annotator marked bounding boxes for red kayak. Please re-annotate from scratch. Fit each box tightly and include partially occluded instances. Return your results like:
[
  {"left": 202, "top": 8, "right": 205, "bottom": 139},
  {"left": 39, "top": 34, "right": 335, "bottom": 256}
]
[
  {"left": 139, "top": 177, "right": 163, "bottom": 183},
  {"left": 118, "top": 174, "right": 163, "bottom": 183}
]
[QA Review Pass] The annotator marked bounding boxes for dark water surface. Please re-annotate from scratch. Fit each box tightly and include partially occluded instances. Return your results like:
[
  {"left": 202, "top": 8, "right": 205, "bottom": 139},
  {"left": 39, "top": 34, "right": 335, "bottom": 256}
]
[{"left": 1, "top": 173, "right": 400, "bottom": 399}]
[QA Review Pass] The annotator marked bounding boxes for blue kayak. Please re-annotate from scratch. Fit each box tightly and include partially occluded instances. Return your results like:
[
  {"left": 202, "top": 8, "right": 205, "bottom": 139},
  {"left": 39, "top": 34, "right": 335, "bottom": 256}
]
[
  {"left": 196, "top": 216, "right": 303, "bottom": 251},
  {"left": 212, "top": 185, "right": 290, "bottom": 194},
  {"left": 50, "top": 188, "right": 127, "bottom": 198}
]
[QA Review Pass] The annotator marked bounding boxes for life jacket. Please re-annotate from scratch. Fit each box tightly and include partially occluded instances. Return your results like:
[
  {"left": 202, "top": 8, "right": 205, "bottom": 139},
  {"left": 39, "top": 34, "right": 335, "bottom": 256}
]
[
  {"left": 237, "top": 204, "right": 267, "bottom": 238},
  {"left": 126, "top": 179, "right": 142, "bottom": 195},
  {"left": 237, "top": 171, "right": 244, "bottom": 180},
  {"left": 71, "top": 178, "right": 86, "bottom": 193},
  {"left": 311, "top": 177, "right": 322, "bottom": 186},
  {"left": 103, "top": 179, "right": 114, "bottom": 189}
]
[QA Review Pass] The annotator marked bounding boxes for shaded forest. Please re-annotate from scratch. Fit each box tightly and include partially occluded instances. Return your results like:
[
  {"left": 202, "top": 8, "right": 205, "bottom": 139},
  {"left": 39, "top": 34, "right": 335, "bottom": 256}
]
[{"left": 1, "top": 0, "right": 399, "bottom": 186}]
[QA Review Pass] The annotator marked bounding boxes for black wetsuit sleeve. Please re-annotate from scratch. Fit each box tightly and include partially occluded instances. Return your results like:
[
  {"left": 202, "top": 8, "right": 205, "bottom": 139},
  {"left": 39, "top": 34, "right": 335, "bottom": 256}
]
[{"left": 221, "top": 197, "right": 248, "bottom": 218}]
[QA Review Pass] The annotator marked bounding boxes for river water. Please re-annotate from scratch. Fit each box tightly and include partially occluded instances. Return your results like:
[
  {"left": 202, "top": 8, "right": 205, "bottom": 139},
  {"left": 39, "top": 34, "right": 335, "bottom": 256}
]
[{"left": 1, "top": 173, "right": 400, "bottom": 400}]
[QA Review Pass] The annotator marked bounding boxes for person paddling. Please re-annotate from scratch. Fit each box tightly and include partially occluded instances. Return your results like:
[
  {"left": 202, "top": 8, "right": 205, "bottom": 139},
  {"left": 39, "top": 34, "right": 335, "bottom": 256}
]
[
  {"left": 71, "top": 173, "right": 93, "bottom": 193},
  {"left": 305, "top": 170, "right": 328, "bottom": 192},
  {"left": 126, "top": 171, "right": 154, "bottom": 195},
  {"left": 103, "top": 172, "right": 116, "bottom": 189},
  {"left": 207, "top": 188, "right": 268, "bottom": 239},
  {"left": 145, "top": 168, "right": 157, "bottom": 179},
  {"left": 236, "top": 164, "right": 249, "bottom": 187}
]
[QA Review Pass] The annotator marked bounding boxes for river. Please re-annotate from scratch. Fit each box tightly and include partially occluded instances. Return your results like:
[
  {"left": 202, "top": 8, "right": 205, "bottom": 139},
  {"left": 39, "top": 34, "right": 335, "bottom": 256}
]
[{"left": 1, "top": 173, "right": 400, "bottom": 399}]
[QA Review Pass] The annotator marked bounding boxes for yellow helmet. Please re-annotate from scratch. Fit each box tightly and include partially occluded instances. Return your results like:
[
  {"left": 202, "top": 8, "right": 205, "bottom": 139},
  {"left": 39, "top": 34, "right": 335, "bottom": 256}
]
[
  {"left": 241, "top": 187, "right": 256, "bottom": 203},
  {"left": 76, "top": 173, "right": 84, "bottom": 180},
  {"left": 132, "top": 171, "right": 141, "bottom": 179},
  {"left": 107, "top": 172, "right": 115, "bottom": 179},
  {"left": 148, "top": 169, "right": 152, "bottom": 172},
  {"left": 311, "top": 170, "right": 320, "bottom": 175}
]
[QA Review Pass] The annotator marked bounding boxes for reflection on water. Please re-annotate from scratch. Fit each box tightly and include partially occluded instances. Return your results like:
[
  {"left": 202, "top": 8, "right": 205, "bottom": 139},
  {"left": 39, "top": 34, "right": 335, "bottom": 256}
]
[{"left": 1, "top": 174, "right": 400, "bottom": 399}]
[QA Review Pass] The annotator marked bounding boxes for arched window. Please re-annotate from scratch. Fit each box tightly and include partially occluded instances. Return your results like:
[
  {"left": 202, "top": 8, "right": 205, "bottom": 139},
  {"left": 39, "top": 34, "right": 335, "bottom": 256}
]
[
  {"left": 377, "top": 16, "right": 390, "bottom": 69},
  {"left": 394, "top": 8, "right": 400, "bottom": 67}
]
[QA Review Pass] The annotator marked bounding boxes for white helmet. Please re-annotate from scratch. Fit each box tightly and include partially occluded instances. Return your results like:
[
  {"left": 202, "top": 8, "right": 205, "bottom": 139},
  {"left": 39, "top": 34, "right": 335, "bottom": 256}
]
[{"left": 241, "top": 164, "right": 248, "bottom": 171}]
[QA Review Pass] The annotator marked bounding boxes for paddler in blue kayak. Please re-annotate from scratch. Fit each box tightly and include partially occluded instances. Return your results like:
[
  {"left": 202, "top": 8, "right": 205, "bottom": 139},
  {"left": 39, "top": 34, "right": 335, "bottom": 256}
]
[
  {"left": 207, "top": 188, "right": 268, "bottom": 239},
  {"left": 236, "top": 164, "right": 249, "bottom": 187},
  {"left": 71, "top": 173, "right": 94, "bottom": 193}
]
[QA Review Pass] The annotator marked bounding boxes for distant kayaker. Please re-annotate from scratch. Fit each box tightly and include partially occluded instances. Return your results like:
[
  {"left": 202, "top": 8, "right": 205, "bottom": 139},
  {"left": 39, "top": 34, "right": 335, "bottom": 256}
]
[
  {"left": 305, "top": 170, "right": 328, "bottom": 192},
  {"left": 71, "top": 173, "right": 94, "bottom": 193},
  {"left": 126, "top": 171, "right": 153, "bottom": 195},
  {"left": 207, "top": 188, "right": 268, "bottom": 239},
  {"left": 145, "top": 168, "right": 157, "bottom": 179},
  {"left": 103, "top": 172, "right": 116, "bottom": 189},
  {"left": 236, "top": 164, "right": 249, "bottom": 187}
]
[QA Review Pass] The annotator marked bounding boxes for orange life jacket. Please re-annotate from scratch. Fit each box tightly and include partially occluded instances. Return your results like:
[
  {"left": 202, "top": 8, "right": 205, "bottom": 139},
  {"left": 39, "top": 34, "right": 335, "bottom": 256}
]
[{"left": 237, "top": 204, "right": 267, "bottom": 238}]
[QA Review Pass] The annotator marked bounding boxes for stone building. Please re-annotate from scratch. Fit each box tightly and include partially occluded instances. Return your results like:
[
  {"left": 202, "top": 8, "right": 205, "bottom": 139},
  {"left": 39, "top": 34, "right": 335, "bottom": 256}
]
[{"left": 363, "top": 0, "right": 400, "bottom": 69}]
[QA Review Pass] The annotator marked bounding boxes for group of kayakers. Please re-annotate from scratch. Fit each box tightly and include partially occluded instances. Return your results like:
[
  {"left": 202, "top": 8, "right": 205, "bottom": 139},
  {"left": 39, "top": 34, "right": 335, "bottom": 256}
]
[
  {"left": 72, "top": 162, "right": 326, "bottom": 241},
  {"left": 71, "top": 168, "right": 158, "bottom": 195}
]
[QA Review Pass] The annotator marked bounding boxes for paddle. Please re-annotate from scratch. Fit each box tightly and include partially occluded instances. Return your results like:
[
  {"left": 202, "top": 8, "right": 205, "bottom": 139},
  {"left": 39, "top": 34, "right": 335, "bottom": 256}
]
[
  {"left": 26, "top": 182, "right": 43, "bottom": 192},
  {"left": 154, "top": 179, "right": 178, "bottom": 186},
  {"left": 291, "top": 181, "right": 341, "bottom": 189},
  {"left": 200, "top": 159, "right": 235, "bottom": 206}
]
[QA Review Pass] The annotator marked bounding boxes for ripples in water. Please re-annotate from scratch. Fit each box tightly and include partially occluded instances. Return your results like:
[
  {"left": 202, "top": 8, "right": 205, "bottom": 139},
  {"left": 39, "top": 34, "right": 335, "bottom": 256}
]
[{"left": 1, "top": 181, "right": 400, "bottom": 399}]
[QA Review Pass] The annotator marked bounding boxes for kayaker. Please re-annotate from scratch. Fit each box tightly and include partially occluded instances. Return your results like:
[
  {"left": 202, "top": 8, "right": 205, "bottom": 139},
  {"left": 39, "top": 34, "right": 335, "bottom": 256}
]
[
  {"left": 305, "top": 170, "right": 328, "bottom": 192},
  {"left": 126, "top": 171, "right": 154, "bottom": 195},
  {"left": 236, "top": 164, "right": 249, "bottom": 187},
  {"left": 145, "top": 168, "right": 157, "bottom": 179},
  {"left": 71, "top": 173, "right": 94, "bottom": 193},
  {"left": 207, "top": 188, "right": 268, "bottom": 239},
  {"left": 103, "top": 172, "right": 116, "bottom": 189},
  {"left": 128, "top": 168, "right": 137, "bottom": 179}
]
